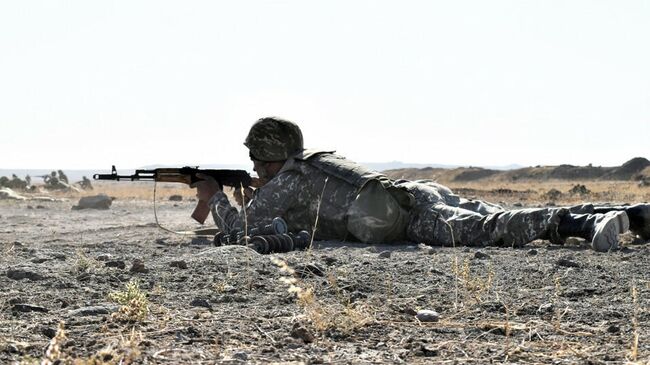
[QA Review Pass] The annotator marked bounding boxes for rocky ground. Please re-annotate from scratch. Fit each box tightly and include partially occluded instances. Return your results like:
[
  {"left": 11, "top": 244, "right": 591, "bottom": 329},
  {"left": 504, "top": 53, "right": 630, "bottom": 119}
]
[{"left": 1, "top": 190, "right": 650, "bottom": 364}]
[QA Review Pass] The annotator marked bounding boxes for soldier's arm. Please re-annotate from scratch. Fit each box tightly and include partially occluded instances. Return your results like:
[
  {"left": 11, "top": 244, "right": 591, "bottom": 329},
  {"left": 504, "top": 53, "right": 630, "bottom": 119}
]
[{"left": 208, "top": 171, "right": 303, "bottom": 234}]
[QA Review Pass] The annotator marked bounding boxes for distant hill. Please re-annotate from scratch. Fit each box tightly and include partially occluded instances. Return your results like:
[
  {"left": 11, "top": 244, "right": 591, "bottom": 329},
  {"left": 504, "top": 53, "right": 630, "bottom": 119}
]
[
  {"left": 383, "top": 157, "right": 650, "bottom": 183},
  {"left": 361, "top": 161, "right": 523, "bottom": 172}
]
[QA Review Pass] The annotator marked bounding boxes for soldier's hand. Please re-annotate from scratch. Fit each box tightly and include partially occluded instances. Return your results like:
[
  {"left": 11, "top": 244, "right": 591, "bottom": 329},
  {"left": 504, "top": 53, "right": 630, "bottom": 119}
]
[
  {"left": 191, "top": 173, "right": 221, "bottom": 202},
  {"left": 232, "top": 187, "right": 250, "bottom": 207},
  {"left": 251, "top": 177, "right": 268, "bottom": 188}
]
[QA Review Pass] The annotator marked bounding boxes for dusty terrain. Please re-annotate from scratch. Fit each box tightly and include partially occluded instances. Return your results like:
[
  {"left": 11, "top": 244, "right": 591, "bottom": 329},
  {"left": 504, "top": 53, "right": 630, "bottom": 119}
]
[{"left": 1, "top": 180, "right": 650, "bottom": 364}]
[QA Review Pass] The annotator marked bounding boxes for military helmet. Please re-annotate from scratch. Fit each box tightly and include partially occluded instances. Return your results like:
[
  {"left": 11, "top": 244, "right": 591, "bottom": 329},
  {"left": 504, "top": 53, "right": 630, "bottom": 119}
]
[{"left": 244, "top": 117, "right": 304, "bottom": 161}]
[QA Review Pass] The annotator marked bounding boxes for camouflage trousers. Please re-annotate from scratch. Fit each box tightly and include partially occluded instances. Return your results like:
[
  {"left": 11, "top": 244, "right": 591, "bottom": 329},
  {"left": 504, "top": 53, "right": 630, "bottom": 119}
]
[
  {"left": 406, "top": 201, "right": 635, "bottom": 247},
  {"left": 406, "top": 203, "right": 568, "bottom": 247},
  {"left": 400, "top": 181, "right": 568, "bottom": 247}
]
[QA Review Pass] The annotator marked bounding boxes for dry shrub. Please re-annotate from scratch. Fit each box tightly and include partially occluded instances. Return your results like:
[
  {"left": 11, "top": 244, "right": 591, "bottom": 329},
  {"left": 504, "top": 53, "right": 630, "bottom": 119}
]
[
  {"left": 74, "top": 250, "right": 101, "bottom": 274},
  {"left": 272, "top": 257, "right": 373, "bottom": 334},
  {"left": 451, "top": 258, "right": 494, "bottom": 305},
  {"left": 108, "top": 280, "right": 149, "bottom": 322},
  {"left": 29, "top": 322, "right": 141, "bottom": 365}
]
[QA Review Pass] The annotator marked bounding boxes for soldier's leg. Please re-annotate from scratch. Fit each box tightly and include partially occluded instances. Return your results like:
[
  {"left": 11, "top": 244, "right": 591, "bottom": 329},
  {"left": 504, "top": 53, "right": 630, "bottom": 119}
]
[
  {"left": 407, "top": 205, "right": 629, "bottom": 251},
  {"left": 568, "top": 203, "right": 649, "bottom": 240},
  {"left": 593, "top": 204, "right": 650, "bottom": 240},
  {"left": 395, "top": 179, "right": 505, "bottom": 215},
  {"left": 556, "top": 211, "right": 629, "bottom": 251},
  {"left": 458, "top": 198, "right": 504, "bottom": 215},
  {"left": 406, "top": 204, "right": 566, "bottom": 247}
]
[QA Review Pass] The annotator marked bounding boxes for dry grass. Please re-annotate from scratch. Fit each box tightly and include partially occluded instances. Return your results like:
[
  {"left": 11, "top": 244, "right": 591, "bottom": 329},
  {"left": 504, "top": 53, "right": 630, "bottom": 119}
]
[
  {"left": 108, "top": 280, "right": 149, "bottom": 322},
  {"left": 451, "top": 258, "right": 495, "bottom": 305},
  {"left": 74, "top": 250, "right": 102, "bottom": 274},
  {"left": 629, "top": 282, "right": 640, "bottom": 361},
  {"left": 21, "top": 321, "right": 142, "bottom": 365},
  {"left": 42, "top": 180, "right": 648, "bottom": 207},
  {"left": 444, "top": 180, "right": 649, "bottom": 206},
  {"left": 272, "top": 257, "right": 374, "bottom": 334},
  {"left": 19, "top": 179, "right": 648, "bottom": 212}
]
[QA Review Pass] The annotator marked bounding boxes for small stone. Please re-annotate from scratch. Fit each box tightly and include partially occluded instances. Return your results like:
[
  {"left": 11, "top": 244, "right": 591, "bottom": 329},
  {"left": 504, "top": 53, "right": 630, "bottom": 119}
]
[
  {"left": 420, "top": 344, "right": 439, "bottom": 357},
  {"left": 291, "top": 323, "right": 315, "bottom": 343},
  {"left": 474, "top": 251, "right": 490, "bottom": 260},
  {"left": 8, "top": 297, "right": 24, "bottom": 305},
  {"left": 418, "top": 243, "right": 435, "bottom": 254},
  {"left": 294, "top": 263, "right": 324, "bottom": 278},
  {"left": 7, "top": 269, "right": 45, "bottom": 281},
  {"left": 130, "top": 259, "right": 149, "bottom": 273},
  {"left": 190, "top": 237, "right": 212, "bottom": 245},
  {"left": 556, "top": 258, "right": 580, "bottom": 268},
  {"left": 96, "top": 254, "right": 112, "bottom": 261},
  {"left": 105, "top": 260, "right": 126, "bottom": 270},
  {"left": 221, "top": 285, "right": 237, "bottom": 294},
  {"left": 170, "top": 260, "right": 188, "bottom": 269},
  {"left": 190, "top": 298, "right": 211, "bottom": 309},
  {"left": 41, "top": 327, "right": 57, "bottom": 338},
  {"left": 513, "top": 202, "right": 523, "bottom": 207},
  {"left": 232, "top": 351, "right": 248, "bottom": 361},
  {"left": 537, "top": 302, "right": 554, "bottom": 313},
  {"left": 378, "top": 251, "right": 392, "bottom": 259},
  {"left": 72, "top": 194, "right": 112, "bottom": 210},
  {"left": 12, "top": 304, "right": 49, "bottom": 313},
  {"left": 349, "top": 291, "right": 367, "bottom": 303},
  {"left": 169, "top": 195, "right": 183, "bottom": 201},
  {"left": 67, "top": 306, "right": 112, "bottom": 317},
  {"left": 31, "top": 258, "right": 48, "bottom": 264},
  {"left": 527, "top": 249, "right": 538, "bottom": 256},
  {"left": 564, "top": 237, "right": 582, "bottom": 246},
  {"left": 416, "top": 309, "right": 440, "bottom": 322},
  {"left": 5, "top": 343, "right": 20, "bottom": 353}
]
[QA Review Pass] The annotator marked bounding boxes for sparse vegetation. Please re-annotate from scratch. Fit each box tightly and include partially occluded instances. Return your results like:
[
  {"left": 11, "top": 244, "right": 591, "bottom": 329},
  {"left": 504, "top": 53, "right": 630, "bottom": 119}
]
[
  {"left": 108, "top": 280, "right": 149, "bottom": 322},
  {"left": 272, "top": 257, "right": 374, "bottom": 334},
  {"left": 2, "top": 173, "right": 649, "bottom": 363},
  {"left": 74, "top": 250, "right": 101, "bottom": 273},
  {"left": 451, "top": 258, "right": 495, "bottom": 304}
]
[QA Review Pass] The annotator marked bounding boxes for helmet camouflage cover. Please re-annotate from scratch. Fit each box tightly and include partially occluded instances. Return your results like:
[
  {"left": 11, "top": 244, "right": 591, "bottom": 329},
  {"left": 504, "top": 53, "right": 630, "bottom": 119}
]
[{"left": 244, "top": 117, "right": 304, "bottom": 161}]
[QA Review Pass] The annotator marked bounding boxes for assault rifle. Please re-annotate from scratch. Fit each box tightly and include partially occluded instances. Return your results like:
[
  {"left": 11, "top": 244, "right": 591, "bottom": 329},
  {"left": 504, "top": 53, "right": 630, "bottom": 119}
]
[{"left": 93, "top": 165, "right": 252, "bottom": 224}]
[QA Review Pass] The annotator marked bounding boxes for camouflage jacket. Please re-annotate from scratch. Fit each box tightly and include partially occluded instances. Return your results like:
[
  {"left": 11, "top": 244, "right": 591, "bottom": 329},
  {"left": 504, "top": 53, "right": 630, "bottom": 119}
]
[{"left": 209, "top": 150, "right": 411, "bottom": 241}]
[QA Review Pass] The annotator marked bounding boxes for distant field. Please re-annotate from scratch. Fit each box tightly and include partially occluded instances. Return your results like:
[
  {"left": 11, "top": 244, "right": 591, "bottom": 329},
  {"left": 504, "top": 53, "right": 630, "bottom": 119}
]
[{"left": 40, "top": 179, "right": 650, "bottom": 209}]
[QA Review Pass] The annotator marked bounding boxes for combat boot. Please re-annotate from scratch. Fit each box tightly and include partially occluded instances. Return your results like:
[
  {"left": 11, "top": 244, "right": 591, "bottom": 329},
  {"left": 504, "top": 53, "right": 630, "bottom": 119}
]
[
  {"left": 624, "top": 204, "right": 650, "bottom": 240},
  {"left": 558, "top": 212, "right": 629, "bottom": 252},
  {"left": 593, "top": 203, "right": 650, "bottom": 240}
]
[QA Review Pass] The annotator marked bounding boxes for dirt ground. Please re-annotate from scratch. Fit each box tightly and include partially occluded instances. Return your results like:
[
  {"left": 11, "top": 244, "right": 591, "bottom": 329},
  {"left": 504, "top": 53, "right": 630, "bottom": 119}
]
[{"left": 1, "top": 182, "right": 649, "bottom": 364}]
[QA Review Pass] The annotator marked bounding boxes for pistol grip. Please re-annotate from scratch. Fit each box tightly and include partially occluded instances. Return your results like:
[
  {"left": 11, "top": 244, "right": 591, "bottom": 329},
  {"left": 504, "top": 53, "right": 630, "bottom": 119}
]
[{"left": 191, "top": 201, "right": 211, "bottom": 224}]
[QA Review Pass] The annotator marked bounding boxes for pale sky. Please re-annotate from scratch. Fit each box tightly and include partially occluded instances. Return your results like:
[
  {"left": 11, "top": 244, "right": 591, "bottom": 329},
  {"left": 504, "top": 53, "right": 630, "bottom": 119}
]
[{"left": 1, "top": 0, "right": 648, "bottom": 170}]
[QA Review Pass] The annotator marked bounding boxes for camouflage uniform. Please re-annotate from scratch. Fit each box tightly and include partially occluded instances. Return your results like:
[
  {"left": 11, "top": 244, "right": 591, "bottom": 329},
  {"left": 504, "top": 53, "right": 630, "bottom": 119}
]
[{"left": 209, "top": 151, "right": 567, "bottom": 247}]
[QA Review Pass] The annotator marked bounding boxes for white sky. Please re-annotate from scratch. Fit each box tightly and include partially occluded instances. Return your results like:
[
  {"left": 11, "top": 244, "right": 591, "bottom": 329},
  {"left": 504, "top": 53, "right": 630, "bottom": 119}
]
[{"left": 1, "top": 0, "right": 648, "bottom": 170}]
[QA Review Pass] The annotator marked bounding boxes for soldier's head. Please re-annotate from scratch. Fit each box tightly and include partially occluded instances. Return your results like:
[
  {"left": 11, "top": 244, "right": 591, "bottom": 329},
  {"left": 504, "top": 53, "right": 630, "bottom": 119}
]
[{"left": 244, "top": 117, "right": 304, "bottom": 179}]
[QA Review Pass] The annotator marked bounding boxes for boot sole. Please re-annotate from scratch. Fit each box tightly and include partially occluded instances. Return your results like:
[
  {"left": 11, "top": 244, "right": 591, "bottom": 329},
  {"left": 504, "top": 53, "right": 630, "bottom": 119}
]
[{"left": 592, "top": 211, "right": 630, "bottom": 252}]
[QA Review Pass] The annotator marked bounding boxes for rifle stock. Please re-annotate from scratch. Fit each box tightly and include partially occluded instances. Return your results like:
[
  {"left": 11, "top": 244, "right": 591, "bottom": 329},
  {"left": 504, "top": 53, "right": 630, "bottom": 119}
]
[{"left": 94, "top": 165, "right": 252, "bottom": 224}]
